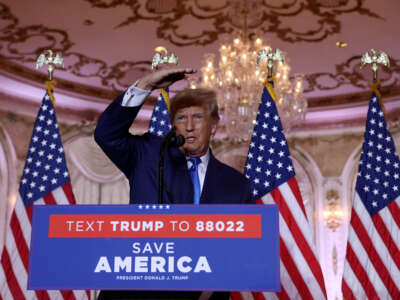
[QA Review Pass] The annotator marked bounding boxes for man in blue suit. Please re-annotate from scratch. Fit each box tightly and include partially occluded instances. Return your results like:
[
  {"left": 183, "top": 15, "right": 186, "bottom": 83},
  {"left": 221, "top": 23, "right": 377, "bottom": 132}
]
[{"left": 94, "top": 67, "right": 253, "bottom": 299}]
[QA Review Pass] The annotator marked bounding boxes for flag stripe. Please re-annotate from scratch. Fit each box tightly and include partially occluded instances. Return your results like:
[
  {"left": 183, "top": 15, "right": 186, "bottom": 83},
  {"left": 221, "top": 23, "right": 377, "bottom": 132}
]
[
  {"left": 279, "top": 239, "right": 313, "bottom": 299},
  {"left": 276, "top": 261, "right": 297, "bottom": 300},
  {"left": 52, "top": 184, "right": 71, "bottom": 204},
  {"left": 4, "top": 227, "right": 39, "bottom": 300},
  {"left": 43, "top": 192, "right": 57, "bottom": 204},
  {"left": 275, "top": 179, "right": 321, "bottom": 267},
  {"left": 341, "top": 276, "right": 356, "bottom": 300},
  {"left": 251, "top": 291, "right": 266, "bottom": 300},
  {"left": 373, "top": 211, "right": 400, "bottom": 270},
  {"left": 230, "top": 292, "right": 243, "bottom": 300},
  {"left": 10, "top": 211, "right": 30, "bottom": 271},
  {"left": 344, "top": 242, "right": 378, "bottom": 299},
  {"left": 262, "top": 293, "right": 278, "bottom": 300},
  {"left": 62, "top": 182, "right": 76, "bottom": 204},
  {"left": 26, "top": 204, "right": 33, "bottom": 225},
  {"left": 271, "top": 188, "right": 319, "bottom": 298},
  {"left": 274, "top": 180, "right": 313, "bottom": 247},
  {"left": 352, "top": 195, "right": 400, "bottom": 294},
  {"left": 14, "top": 196, "right": 32, "bottom": 249},
  {"left": 1, "top": 249, "right": 25, "bottom": 300},
  {"left": 272, "top": 182, "right": 326, "bottom": 295},
  {"left": 60, "top": 290, "right": 75, "bottom": 300},
  {"left": 350, "top": 213, "right": 397, "bottom": 296},
  {"left": 387, "top": 197, "right": 400, "bottom": 229},
  {"left": 286, "top": 176, "right": 307, "bottom": 217},
  {"left": 36, "top": 290, "right": 52, "bottom": 300}
]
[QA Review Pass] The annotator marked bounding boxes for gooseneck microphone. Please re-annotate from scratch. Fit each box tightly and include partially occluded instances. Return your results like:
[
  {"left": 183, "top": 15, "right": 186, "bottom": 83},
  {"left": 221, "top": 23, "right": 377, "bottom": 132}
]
[{"left": 158, "top": 127, "right": 185, "bottom": 204}]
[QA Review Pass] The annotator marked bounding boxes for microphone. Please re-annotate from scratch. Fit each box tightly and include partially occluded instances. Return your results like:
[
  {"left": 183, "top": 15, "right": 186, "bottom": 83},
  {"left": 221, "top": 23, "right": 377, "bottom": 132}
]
[
  {"left": 158, "top": 127, "right": 185, "bottom": 204},
  {"left": 161, "top": 127, "right": 185, "bottom": 148}
]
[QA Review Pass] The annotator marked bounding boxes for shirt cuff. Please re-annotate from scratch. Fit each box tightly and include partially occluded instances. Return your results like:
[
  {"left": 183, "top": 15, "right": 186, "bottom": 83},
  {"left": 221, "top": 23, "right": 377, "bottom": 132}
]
[{"left": 121, "top": 81, "right": 152, "bottom": 107}]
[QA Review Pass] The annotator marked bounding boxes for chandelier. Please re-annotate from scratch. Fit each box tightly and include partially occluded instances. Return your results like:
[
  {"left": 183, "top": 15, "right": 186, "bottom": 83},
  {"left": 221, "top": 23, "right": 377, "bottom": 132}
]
[{"left": 197, "top": 0, "right": 307, "bottom": 143}]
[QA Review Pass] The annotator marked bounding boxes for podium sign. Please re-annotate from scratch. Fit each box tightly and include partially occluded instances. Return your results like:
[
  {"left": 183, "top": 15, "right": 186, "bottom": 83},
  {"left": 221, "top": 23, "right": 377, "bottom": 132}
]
[{"left": 28, "top": 205, "right": 279, "bottom": 291}]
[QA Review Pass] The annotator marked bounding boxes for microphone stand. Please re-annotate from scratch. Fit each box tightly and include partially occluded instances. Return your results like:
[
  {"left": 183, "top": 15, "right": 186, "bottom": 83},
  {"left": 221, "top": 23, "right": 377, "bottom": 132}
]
[{"left": 158, "top": 127, "right": 185, "bottom": 204}]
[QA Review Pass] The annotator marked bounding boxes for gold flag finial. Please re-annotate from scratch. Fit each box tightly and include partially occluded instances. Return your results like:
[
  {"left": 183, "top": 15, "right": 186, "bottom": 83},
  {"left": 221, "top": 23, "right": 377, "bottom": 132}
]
[
  {"left": 151, "top": 47, "right": 178, "bottom": 109},
  {"left": 360, "top": 49, "right": 390, "bottom": 81},
  {"left": 257, "top": 47, "right": 285, "bottom": 78},
  {"left": 36, "top": 50, "right": 64, "bottom": 81},
  {"left": 151, "top": 48, "right": 178, "bottom": 70}
]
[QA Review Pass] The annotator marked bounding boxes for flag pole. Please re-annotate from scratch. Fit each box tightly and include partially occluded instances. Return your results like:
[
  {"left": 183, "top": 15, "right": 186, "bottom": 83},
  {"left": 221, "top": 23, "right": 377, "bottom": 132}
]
[
  {"left": 235, "top": 44, "right": 328, "bottom": 300},
  {"left": 257, "top": 46, "right": 285, "bottom": 79},
  {"left": 150, "top": 47, "right": 178, "bottom": 204},
  {"left": 256, "top": 47, "right": 285, "bottom": 101},
  {"left": 360, "top": 49, "right": 390, "bottom": 116},
  {"left": 35, "top": 49, "right": 64, "bottom": 106},
  {"left": 342, "top": 50, "right": 399, "bottom": 300}
]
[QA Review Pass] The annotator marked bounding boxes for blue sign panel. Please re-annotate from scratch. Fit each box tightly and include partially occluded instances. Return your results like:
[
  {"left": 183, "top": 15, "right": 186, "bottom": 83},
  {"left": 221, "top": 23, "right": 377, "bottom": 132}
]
[{"left": 28, "top": 205, "right": 279, "bottom": 292}]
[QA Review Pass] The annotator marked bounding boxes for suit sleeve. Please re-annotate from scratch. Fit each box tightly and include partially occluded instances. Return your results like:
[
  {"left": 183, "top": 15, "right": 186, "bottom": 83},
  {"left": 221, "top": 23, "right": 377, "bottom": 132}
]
[
  {"left": 94, "top": 92, "right": 142, "bottom": 178},
  {"left": 243, "top": 177, "right": 254, "bottom": 204}
]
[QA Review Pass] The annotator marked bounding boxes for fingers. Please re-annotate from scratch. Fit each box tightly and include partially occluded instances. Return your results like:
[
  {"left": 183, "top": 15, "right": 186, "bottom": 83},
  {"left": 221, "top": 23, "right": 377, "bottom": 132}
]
[
  {"left": 137, "top": 68, "right": 197, "bottom": 90},
  {"left": 161, "top": 67, "right": 196, "bottom": 76}
]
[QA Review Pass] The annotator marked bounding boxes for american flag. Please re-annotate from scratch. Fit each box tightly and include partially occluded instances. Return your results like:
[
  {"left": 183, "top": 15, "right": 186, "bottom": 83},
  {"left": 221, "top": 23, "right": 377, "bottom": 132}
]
[
  {"left": 342, "top": 85, "right": 400, "bottom": 299},
  {"left": 148, "top": 89, "right": 171, "bottom": 136},
  {"left": 0, "top": 92, "right": 89, "bottom": 300},
  {"left": 232, "top": 79, "right": 326, "bottom": 300}
]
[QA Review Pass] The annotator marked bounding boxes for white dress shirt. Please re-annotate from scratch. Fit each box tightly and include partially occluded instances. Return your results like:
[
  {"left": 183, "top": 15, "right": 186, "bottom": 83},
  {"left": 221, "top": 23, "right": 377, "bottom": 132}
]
[{"left": 122, "top": 82, "right": 151, "bottom": 107}]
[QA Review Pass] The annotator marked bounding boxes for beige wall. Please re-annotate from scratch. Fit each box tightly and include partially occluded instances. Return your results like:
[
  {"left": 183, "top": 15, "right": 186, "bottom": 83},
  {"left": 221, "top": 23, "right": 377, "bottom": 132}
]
[{"left": 0, "top": 101, "right": 400, "bottom": 299}]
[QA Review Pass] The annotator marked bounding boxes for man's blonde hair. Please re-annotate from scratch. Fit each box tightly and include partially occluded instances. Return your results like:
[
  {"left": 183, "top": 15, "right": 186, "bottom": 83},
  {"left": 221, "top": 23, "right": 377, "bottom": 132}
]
[{"left": 169, "top": 88, "right": 220, "bottom": 122}]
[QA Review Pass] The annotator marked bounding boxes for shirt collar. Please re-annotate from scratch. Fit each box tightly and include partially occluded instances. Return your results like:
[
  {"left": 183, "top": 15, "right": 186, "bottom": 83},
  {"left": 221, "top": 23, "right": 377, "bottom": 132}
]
[{"left": 186, "top": 149, "right": 210, "bottom": 168}]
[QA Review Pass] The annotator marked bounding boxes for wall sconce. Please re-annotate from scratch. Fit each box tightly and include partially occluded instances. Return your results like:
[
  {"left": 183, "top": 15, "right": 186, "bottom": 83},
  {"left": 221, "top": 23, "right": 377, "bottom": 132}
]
[{"left": 323, "top": 189, "right": 344, "bottom": 232}]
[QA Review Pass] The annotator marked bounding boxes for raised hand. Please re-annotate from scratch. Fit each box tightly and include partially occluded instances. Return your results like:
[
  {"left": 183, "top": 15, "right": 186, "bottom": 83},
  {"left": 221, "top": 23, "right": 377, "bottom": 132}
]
[{"left": 136, "top": 67, "right": 196, "bottom": 91}]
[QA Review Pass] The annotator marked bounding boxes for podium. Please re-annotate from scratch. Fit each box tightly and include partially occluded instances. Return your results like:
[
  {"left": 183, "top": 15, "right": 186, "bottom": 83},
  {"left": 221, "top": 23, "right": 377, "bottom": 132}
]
[{"left": 28, "top": 204, "right": 280, "bottom": 292}]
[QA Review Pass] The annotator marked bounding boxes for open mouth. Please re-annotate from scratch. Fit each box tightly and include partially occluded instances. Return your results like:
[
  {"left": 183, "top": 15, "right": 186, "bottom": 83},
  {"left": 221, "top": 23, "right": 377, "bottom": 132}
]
[{"left": 185, "top": 136, "right": 196, "bottom": 143}]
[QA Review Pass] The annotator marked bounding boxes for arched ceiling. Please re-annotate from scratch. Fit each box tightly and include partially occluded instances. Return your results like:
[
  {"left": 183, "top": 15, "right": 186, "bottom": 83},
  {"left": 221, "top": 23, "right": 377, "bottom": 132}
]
[{"left": 0, "top": 0, "right": 400, "bottom": 129}]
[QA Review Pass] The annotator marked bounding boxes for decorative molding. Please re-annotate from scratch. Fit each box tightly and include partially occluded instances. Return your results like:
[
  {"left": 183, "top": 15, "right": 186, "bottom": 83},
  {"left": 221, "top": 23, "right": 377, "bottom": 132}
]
[
  {"left": 0, "top": 2, "right": 398, "bottom": 98},
  {"left": 0, "top": 59, "right": 120, "bottom": 100},
  {"left": 333, "top": 244, "right": 338, "bottom": 276},
  {"left": 0, "top": 3, "right": 152, "bottom": 92},
  {"left": 0, "top": 122, "right": 18, "bottom": 251},
  {"left": 85, "top": 0, "right": 381, "bottom": 45},
  {"left": 304, "top": 55, "right": 400, "bottom": 94}
]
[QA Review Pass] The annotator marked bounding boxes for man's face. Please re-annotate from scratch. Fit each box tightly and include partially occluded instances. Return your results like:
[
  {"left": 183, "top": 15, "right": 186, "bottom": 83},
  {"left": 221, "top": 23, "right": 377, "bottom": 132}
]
[{"left": 173, "top": 105, "right": 217, "bottom": 157}]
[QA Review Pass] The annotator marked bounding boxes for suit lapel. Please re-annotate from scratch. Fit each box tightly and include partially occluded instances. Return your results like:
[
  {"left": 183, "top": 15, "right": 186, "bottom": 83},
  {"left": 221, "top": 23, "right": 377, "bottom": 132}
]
[
  {"left": 200, "top": 150, "right": 219, "bottom": 203},
  {"left": 165, "top": 147, "right": 193, "bottom": 204}
]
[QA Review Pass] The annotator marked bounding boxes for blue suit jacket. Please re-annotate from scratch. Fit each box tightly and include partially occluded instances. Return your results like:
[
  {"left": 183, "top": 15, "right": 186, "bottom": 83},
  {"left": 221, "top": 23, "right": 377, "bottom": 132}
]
[{"left": 94, "top": 92, "right": 252, "bottom": 205}]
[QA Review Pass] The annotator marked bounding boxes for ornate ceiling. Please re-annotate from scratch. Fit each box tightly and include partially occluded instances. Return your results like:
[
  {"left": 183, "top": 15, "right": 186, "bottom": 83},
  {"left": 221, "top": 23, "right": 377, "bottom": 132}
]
[{"left": 0, "top": 0, "right": 400, "bottom": 128}]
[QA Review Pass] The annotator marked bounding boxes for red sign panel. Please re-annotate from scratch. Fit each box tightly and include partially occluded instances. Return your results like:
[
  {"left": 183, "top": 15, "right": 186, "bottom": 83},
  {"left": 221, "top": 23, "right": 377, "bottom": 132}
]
[{"left": 48, "top": 214, "right": 261, "bottom": 238}]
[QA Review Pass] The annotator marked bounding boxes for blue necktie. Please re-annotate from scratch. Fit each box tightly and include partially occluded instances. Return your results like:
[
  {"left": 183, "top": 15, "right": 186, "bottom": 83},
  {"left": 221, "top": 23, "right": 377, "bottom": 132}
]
[{"left": 188, "top": 157, "right": 201, "bottom": 205}]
